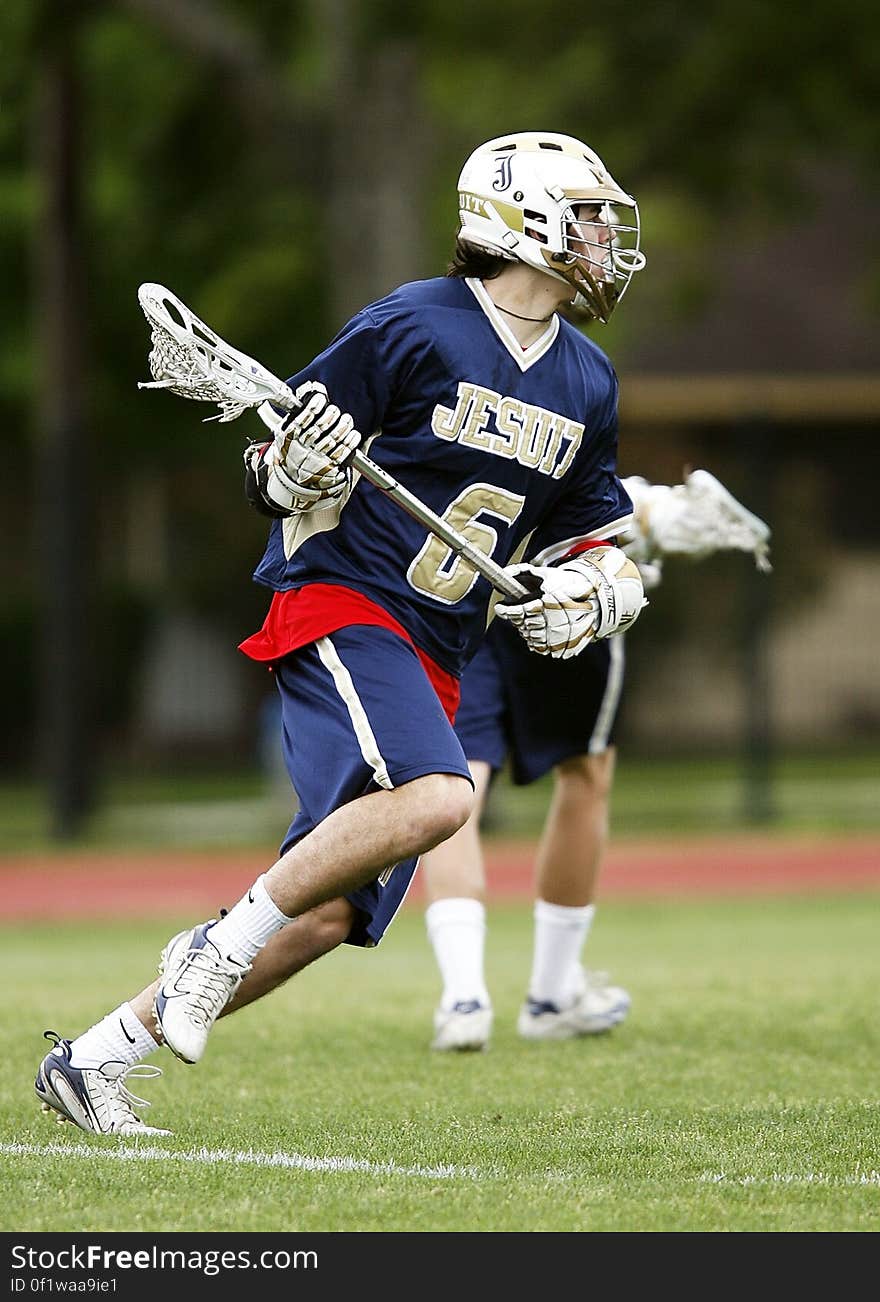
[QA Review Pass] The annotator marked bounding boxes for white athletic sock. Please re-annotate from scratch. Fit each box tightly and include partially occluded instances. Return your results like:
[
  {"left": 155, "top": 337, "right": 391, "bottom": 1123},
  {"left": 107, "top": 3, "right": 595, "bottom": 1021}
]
[
  {"left": 528, "top": 899, "right": 596, "bottom": 1008},
  {"left": 207, "top": 874, "right": 292, "bottom": 965},
  {"left": 425, "top": 897, "right": 491, "bottom": 1011},
  {"left": 68, "top": 1003, "right": 159, "bottom": 1070}
]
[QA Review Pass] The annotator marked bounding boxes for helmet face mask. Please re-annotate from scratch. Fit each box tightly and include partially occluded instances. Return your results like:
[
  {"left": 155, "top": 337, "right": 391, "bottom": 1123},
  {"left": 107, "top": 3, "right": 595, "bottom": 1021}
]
[{"left": 457, "top": 131, "right": 645, "bottom": 323}]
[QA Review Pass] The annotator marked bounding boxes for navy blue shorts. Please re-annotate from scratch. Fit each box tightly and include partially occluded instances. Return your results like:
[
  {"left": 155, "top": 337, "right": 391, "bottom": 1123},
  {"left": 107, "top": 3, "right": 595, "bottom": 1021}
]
[
  {"left": 454, "top": 620, "right": 626, "bottom": 785},
  {"left": 273, "top": 626, "right": 471, "bottom": 947}
]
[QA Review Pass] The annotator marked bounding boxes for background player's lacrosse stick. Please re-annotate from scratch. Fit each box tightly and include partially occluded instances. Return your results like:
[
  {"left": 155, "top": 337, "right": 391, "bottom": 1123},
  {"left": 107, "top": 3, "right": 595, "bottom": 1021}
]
[
  {"left": 137, "top": 283, "right": 530, "bottom": 603},
  {"left": 624, "top": 470, "right": 772, "bottom": 573}
]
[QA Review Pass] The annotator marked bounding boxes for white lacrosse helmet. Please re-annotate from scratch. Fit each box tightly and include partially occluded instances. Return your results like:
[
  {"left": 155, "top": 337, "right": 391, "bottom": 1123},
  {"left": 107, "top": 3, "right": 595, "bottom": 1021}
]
[{"left": 457, "top": 131, "right": 645, "bottom": 323}]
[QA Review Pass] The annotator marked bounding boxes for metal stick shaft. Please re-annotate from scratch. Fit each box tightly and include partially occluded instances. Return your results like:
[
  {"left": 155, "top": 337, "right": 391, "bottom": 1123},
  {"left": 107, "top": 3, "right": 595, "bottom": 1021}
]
[
  {"left": 351, "top": 450, "right": 528, "bottom": 601},
  {"left": 269, "top": 385, "right": 529, "bottom": 602}
]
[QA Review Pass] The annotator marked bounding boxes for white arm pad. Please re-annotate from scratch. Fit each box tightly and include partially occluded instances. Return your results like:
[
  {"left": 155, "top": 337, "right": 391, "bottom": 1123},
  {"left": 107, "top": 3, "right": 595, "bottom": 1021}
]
[{"left": 495, "top": 547, "right": 646, "bottom": 659}]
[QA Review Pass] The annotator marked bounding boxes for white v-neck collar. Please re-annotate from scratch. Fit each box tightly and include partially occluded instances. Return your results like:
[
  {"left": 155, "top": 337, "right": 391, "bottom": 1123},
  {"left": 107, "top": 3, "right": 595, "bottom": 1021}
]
[{"left": 465, "top": 277, "right": 559, "bottom": 372}]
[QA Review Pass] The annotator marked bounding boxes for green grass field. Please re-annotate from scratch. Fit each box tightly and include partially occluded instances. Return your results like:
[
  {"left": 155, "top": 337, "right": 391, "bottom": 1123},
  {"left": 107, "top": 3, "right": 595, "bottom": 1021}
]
[{"left": 3, "top": 894, "right": 879, "bottom": 1233}]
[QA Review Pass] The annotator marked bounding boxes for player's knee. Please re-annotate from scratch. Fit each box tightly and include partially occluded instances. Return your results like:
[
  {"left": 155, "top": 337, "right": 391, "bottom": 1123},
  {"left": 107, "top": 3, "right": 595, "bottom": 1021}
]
[
  {"left": 556, "top": 748, "right": 616, "bottom": 800},
  {"left": 441, "top": 773, "right": 476, "bottom": 838},
  {"left": 305, "top": 897, "right": 357, "bottom": 955},
  {"left": 412, "top": 773, "right": 475, "bottom": 847}
]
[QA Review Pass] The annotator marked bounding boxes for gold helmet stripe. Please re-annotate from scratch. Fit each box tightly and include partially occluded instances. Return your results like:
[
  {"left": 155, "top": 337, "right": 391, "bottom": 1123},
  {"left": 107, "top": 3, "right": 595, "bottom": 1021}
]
[{"left": 561, "top": 184, "right": 637, "bottom": 207}]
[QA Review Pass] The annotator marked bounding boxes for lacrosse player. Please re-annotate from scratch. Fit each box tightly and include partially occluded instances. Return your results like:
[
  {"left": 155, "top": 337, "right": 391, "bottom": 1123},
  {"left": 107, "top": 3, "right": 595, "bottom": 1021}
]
[
  {"left": 35, "top": 131, "right": 650, "bottom": 1134},
  {"left": 423, "top": 470, "right": 772, "bottom": 1050}
]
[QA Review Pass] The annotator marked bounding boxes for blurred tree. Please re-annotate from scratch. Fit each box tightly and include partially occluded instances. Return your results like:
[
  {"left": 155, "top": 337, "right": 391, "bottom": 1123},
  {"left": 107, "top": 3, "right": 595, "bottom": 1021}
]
[
  {"left": 33, "top": 6, "right": 95, "bottom": 837},
  {"left": 1, "top": 0, "right": 878, "bottom": 822}
]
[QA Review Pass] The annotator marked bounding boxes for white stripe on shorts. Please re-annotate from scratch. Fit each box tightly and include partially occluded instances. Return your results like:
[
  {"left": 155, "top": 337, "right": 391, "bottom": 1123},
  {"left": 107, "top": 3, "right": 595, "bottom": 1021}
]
[
  {"left": 588, "top": 634, "right": 625, "bottom": 755},
  {"left": 315, "top": 635, "right": 394, "bottom": 792}
]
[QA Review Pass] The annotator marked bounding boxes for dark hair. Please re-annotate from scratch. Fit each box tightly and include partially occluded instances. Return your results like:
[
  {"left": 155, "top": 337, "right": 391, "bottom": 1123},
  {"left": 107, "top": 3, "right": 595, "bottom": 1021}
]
[{"left": 446, "top": 237, "right": 509, "bottom": 281}]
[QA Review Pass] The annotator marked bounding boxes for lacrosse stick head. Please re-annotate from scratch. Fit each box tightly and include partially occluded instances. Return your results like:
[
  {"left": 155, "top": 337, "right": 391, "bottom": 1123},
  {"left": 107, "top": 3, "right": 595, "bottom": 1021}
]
[
  {"left": 633, "top": 469, "right": 772, "bottom": 572},
  {"left": 137, "top": 283, "right": 295, "bottom": 422}
]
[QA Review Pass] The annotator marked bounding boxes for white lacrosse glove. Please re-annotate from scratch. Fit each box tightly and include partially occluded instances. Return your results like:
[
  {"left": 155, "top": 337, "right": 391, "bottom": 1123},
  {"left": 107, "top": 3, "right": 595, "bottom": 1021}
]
[
  {"left": 243, "top": 439, "right": 350, "bottom": 516},
  {"left": 246, "top": 381, "right": 362, "bottom": 516},
  {"left": 622, "top": 470, "right": 772, "bottom": 572},
  {"left": 279, "top": 381, "right": 361, "bottom": 479},
  {"left": 495, "top": 548, "right": 647, "bottom": 659}
]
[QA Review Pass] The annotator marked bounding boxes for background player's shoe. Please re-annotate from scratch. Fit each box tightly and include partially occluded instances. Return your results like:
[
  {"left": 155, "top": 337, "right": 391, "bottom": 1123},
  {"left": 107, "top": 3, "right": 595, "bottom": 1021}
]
[
  {"left": 431, "top": 1000, "right": 493, "bottom": 1052},
  {"left": 34, "top": 1032, "right": 171, "bottom": 1136},
  {"left": 154, "top": 921, "right": 250, "bottom": 1064},
  {"left": 517, "top": 969, "right": 631, "bottom": 1040}
]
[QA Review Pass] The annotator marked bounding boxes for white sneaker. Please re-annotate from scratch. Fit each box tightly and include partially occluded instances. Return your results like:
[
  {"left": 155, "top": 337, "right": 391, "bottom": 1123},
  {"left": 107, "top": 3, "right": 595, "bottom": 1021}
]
[
  {"left": 35, "top": 1032, "right": 171, "bottom": 1136},
  {"left": 517, "top": 970, "right": 631, "bottom": 1040},
  {"left": 153, "top": 921, "right": 250, "bottom": 1064},
  {"left": 431, "top": 1000, "right": 493, "bottom": 1052}
]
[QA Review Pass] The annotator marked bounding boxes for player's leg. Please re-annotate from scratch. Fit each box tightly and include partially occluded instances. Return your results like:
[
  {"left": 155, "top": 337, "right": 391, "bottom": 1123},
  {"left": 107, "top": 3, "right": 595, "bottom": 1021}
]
[
  {"left": 154, "top": 626, "right": 473, "bottom": 1065},
  {"left": 519, "top": 746, "right": 632, "bottom": 1039},
  {"left": 497, "top": 623, "right": 631, "bottom": 1039},
  {"left": 34, "top": 896, "right": 357, "bottom": 1135},
  {"left": 421, "top": 635, "right": 509, "bottom": 1051},
  {"left": 422, "top": 760, "right": 494, "bottom": 1050},
  {"left": 532, "top": 748, "right": 615, "bottom": 908},
  {"left": 37, "top": 626, "right": 472, "bottom": 1130},
  {"left": 221, "top": 896, "right": 355, "bottom": 1013}
]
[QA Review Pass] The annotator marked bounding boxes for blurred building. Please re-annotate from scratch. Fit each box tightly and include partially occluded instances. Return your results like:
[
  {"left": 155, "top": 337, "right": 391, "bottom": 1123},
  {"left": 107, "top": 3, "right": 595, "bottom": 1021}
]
[{"left": 608, "top": 163, "right": 880, "bottom": 752}]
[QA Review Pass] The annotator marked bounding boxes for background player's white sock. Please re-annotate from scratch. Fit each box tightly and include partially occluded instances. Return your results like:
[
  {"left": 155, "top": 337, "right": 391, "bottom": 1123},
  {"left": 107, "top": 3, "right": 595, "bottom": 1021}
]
[
  {"left": 208, "top": 873, "right": 292, "bottom": 965},
  {"left": 68, "top": 1003, "right": 159, "bottom": 1069},
  {"left": 426, "top": 897, "right": 491, "bottom": 1011},
  {"left": 528, "top": 899, "right": 596, "bottom": 1008}
]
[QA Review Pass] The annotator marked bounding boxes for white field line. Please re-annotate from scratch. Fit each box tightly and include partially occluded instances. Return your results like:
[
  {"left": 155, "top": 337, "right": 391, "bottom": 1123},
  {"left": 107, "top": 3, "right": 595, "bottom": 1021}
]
[
  {"left": 2, "top": 1141, "right": 480, "bottom": 1182},
  {"left": 9, "top": 1144, "right": 878, "bottom": 1190}
]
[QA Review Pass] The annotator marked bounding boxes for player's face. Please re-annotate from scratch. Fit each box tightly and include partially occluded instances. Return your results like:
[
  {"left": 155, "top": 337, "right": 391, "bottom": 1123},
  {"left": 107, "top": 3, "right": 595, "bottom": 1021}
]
[{"left": 566, "top": 202, "right": 613, "bottom": 281}]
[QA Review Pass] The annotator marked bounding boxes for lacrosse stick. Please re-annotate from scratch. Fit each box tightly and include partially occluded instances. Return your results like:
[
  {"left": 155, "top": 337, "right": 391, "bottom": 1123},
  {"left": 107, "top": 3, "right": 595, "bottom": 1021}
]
[
  {"left": 624, "top": 471, "right": 772, "bottom": 572},
  {"left": 136, "top": 283, "right": 529, "bottom": 603}
]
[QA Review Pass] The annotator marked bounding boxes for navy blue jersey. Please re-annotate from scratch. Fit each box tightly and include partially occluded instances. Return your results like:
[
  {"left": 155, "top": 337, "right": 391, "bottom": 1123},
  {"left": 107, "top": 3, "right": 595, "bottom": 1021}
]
[{"left": 252, "top": 275, "right": 632, "bottom": 677}]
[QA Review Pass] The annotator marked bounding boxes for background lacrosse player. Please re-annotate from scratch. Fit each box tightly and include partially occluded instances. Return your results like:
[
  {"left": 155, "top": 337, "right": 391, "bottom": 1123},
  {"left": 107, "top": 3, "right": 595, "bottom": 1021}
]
[
  {"left": 423, "top": 469, "right": 772, "bottom": 1050},
  {"left": 35, "top": 131, "right": 649, "bottom": 1135}
]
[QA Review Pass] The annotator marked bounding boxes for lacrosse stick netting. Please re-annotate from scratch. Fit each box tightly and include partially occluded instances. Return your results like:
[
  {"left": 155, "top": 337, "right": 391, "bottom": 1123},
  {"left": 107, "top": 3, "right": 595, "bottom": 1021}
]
[
  {"left": 138, "top": 283, "right": 296, "bottom": 422},
  {"left": 136, "top": 283, "right": 529, "bottom": 601}
]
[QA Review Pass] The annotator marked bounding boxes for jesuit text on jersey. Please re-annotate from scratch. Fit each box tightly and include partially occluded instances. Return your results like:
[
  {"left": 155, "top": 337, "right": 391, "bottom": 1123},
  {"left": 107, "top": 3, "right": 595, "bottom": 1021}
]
[{"left": 432, "top": 383, "right": 584, "bottom": 479}]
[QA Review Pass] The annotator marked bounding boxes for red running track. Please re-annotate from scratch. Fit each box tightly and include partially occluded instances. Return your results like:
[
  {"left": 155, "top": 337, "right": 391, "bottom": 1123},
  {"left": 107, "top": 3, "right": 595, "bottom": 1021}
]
[{"left": 1, "top": 834, "right": 878, "bottom": 921}]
